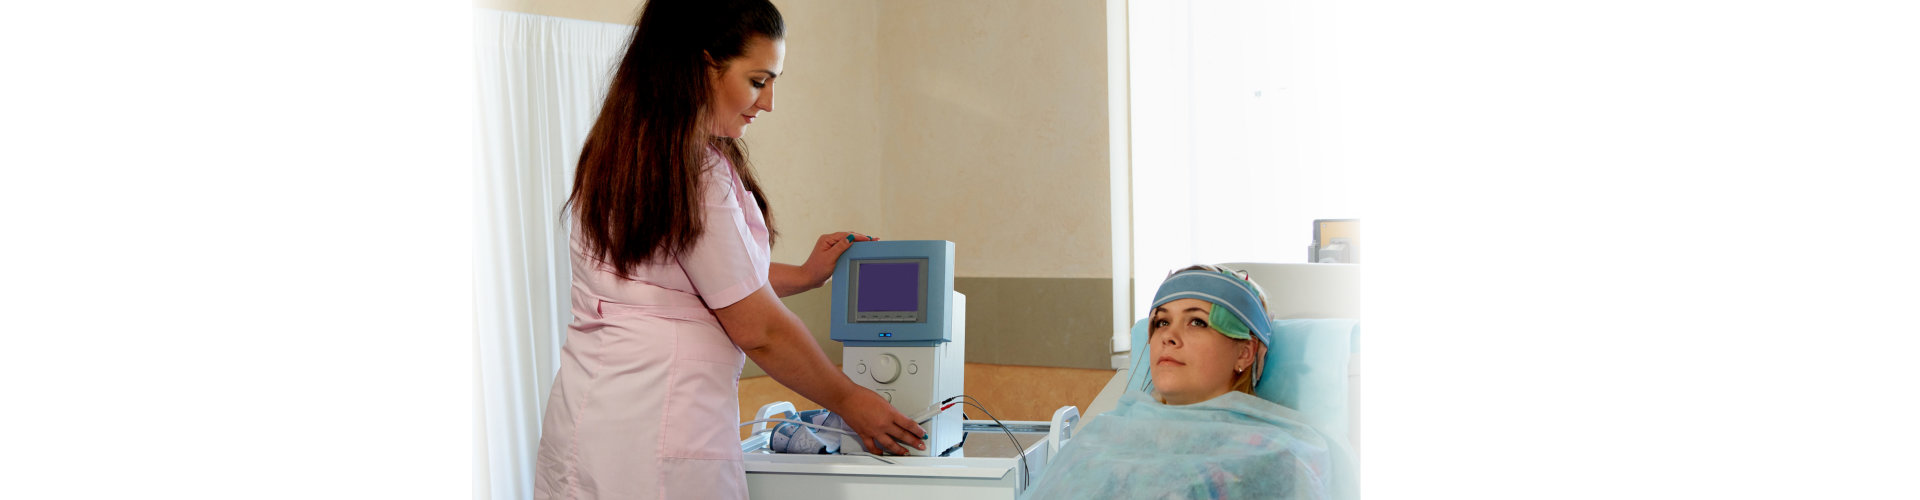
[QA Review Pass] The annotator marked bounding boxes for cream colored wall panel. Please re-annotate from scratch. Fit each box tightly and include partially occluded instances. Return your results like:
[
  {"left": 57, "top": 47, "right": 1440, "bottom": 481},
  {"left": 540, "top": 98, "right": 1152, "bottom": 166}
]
[{"left": 875, "top": 0, "right": 1112, "bottom": 279}]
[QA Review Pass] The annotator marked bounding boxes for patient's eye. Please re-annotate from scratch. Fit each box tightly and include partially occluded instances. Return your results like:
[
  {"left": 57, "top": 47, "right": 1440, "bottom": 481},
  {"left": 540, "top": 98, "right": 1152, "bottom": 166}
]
[
  {"left": 1151, "top": 319, "right": 1170, "bottom": 329},
  {"left": 1189, "top": 318, "right": 1208, "bottom": 328}
]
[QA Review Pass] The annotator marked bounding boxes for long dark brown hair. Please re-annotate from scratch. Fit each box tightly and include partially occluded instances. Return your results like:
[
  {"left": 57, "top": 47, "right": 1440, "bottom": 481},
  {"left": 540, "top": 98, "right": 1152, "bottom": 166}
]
[{"left": 567, "top": 0, "right": 782, "bottom": 279}]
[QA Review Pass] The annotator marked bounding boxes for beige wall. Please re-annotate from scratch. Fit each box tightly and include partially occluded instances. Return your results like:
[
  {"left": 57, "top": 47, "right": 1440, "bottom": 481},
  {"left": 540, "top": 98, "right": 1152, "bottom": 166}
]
[
  {"left": 875, "top": 1, "right": 1112, "bottom": 279},
  {"left": 479, "top": 0, "right": 1118, "bottom": 372}
]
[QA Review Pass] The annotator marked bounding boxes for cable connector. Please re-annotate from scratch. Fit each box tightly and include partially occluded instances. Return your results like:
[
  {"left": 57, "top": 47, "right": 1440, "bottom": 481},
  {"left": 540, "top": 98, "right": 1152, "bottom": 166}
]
[{"left": 909, "top": 402, "right": 958, "bottom": 424}]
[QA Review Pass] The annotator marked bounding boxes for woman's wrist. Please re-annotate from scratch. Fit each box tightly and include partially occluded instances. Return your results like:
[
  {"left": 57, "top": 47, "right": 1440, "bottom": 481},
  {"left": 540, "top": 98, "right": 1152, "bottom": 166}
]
[
  {"left": 795, "top": 259, "right": 828, "bottom": 289},
  {"left": 819, "top": 378, "right": 862, "bottom": 410},
  {"left": 812, "top": 264, "right": 833, "bottom": 289}
]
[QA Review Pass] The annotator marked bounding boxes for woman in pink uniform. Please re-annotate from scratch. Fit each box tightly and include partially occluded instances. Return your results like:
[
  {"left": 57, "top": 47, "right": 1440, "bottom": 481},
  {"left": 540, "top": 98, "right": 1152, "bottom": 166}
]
[{"left": 532, "top": 1, "right": 926, "bottom": 498}]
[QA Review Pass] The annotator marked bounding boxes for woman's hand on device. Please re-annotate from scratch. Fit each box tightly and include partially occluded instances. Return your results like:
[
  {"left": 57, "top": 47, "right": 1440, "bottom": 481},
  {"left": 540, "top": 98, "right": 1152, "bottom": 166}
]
[
  {"left": 834, "top": 388, "right": 927, "bottom": 455},
  {"left": 800, "top": 231, "right": 877, "bottom": 286}
]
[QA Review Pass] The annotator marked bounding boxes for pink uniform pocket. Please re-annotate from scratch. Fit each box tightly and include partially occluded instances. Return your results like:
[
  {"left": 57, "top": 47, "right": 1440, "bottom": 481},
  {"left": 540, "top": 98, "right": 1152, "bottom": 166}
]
[{"left": 658, "top": 320, "right": 746, "bottom": 460}]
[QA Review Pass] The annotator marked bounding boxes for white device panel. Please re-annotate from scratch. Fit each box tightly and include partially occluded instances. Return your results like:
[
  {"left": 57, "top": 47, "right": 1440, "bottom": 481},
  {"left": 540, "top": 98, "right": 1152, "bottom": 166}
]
[{"left": 841, "top": 293, "right": 965, "bottom": 456}]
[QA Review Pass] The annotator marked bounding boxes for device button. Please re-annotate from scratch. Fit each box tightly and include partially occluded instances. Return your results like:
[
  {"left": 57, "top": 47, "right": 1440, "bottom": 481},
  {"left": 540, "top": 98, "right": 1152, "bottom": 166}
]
[
  {"left": 871, "top": 354, "right": 901, "bottom": 384},
  {"left": 855, "top": 362, "right": 867, "bottom": 375},
  {"left": 880, "top": 391, "right": 892, "bottom": 403},
  {"left": 906, "top": 363, "right": 919, "bottom": 375}
]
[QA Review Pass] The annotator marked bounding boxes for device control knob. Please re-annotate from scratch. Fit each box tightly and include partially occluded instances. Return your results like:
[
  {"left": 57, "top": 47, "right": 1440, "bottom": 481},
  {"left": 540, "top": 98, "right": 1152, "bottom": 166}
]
[
  {"left": 855, "top": 362, "right": 867, "bottom": 375},
  {"left": 870, "top": 354, "right": 901, "bottom": 384},
  {"left": 906, "top": 363, "right": 919, "bottom": 375}
]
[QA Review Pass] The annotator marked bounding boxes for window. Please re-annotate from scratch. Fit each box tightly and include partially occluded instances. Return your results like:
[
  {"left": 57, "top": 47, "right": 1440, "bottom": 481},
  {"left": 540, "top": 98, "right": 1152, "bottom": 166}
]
[{"left": 1127, "top": 0, "right": 1354, "bottom": 329}]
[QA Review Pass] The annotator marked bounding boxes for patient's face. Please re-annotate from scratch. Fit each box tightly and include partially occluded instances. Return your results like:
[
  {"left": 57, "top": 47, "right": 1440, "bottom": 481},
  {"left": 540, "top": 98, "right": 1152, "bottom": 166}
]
[{"left": 1148, "top": 298, "right": 1247, "bottom": 405}]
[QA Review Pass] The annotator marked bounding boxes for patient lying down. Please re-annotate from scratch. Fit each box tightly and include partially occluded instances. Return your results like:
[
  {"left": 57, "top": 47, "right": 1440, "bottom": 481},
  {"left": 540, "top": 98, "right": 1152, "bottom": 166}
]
[{"left": 1021, "top": 265, "right": 1352, "bottom": 500}]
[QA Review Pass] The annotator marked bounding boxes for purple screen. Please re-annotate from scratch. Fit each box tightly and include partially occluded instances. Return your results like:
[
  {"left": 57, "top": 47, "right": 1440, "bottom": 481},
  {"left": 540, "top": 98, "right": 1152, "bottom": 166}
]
[{"left": 856, "top": 262, "right": 921, "bottom": 312}]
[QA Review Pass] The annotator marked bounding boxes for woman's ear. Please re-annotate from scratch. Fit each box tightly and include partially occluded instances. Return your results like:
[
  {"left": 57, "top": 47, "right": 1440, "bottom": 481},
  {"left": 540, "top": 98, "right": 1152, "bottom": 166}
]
[{"left": 1236, "top": 342, "right": 1258, "bottom": 372}]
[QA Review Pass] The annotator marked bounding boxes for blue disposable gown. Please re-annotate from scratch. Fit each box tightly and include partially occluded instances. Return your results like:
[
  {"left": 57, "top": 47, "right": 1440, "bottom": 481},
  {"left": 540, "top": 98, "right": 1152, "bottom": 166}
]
[{"left": 1021, "top": 391, "right": 1356, "bottom": 500}]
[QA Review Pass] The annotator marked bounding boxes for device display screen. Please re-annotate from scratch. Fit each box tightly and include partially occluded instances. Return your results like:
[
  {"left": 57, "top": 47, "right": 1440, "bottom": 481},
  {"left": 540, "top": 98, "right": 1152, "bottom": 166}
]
[{"left": 852, "top": 259, "right": 926, "bottom": 322}]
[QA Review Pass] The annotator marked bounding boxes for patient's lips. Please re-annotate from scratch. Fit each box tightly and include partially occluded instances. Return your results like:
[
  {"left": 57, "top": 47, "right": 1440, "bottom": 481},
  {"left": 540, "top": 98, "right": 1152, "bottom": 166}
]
[{"left": 1155, "top": 356, "right": 1185, "bottom": 367}]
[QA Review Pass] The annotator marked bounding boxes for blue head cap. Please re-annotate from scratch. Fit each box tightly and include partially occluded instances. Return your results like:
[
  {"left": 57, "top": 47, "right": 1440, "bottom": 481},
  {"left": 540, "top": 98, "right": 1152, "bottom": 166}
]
[{"left": 1149, "top": 268, "right": 1273, "bottom": 348}]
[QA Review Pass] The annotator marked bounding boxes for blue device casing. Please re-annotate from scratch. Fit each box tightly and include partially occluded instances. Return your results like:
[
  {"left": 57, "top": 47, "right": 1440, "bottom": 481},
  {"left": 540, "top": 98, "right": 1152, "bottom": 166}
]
[{"left": 828, "top": 240, "right": 955, "bottom": 347}]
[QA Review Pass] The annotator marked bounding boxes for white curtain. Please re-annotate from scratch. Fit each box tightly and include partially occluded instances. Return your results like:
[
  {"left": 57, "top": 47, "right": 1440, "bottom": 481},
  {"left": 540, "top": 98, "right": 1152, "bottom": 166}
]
[{"left": 473, "top": 9, "right": 631, "bottom": 500}]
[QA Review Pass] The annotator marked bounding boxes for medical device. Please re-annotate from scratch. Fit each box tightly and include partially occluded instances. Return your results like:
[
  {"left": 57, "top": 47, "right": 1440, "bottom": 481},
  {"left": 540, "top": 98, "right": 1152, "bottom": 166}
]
[
  {"left": 828, "top": 240, "right": 965, "bottom": 457},
  {"left": 739, "top": 240, "right": 1083, "bottom": 499}
]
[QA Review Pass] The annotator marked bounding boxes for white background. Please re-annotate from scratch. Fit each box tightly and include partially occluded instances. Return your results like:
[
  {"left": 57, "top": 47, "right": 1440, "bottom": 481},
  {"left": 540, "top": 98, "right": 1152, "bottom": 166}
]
[
  {"left": 3, "top": 1, "right": 470, "bottom": 497},
  {"left": 5, "top": 0, "right": 1916, "bottom": 498}
]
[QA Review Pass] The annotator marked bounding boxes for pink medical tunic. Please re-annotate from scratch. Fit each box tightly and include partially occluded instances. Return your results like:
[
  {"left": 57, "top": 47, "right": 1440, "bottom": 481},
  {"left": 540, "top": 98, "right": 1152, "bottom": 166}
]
[{"left": 534, "top": 151, "right": 770, "bottom": 500}]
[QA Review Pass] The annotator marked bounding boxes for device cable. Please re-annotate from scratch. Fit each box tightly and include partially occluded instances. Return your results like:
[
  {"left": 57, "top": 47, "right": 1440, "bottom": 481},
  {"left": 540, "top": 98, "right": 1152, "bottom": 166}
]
[{"left": 943, "top": 395, "right": 1028, "bottom": 491}]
